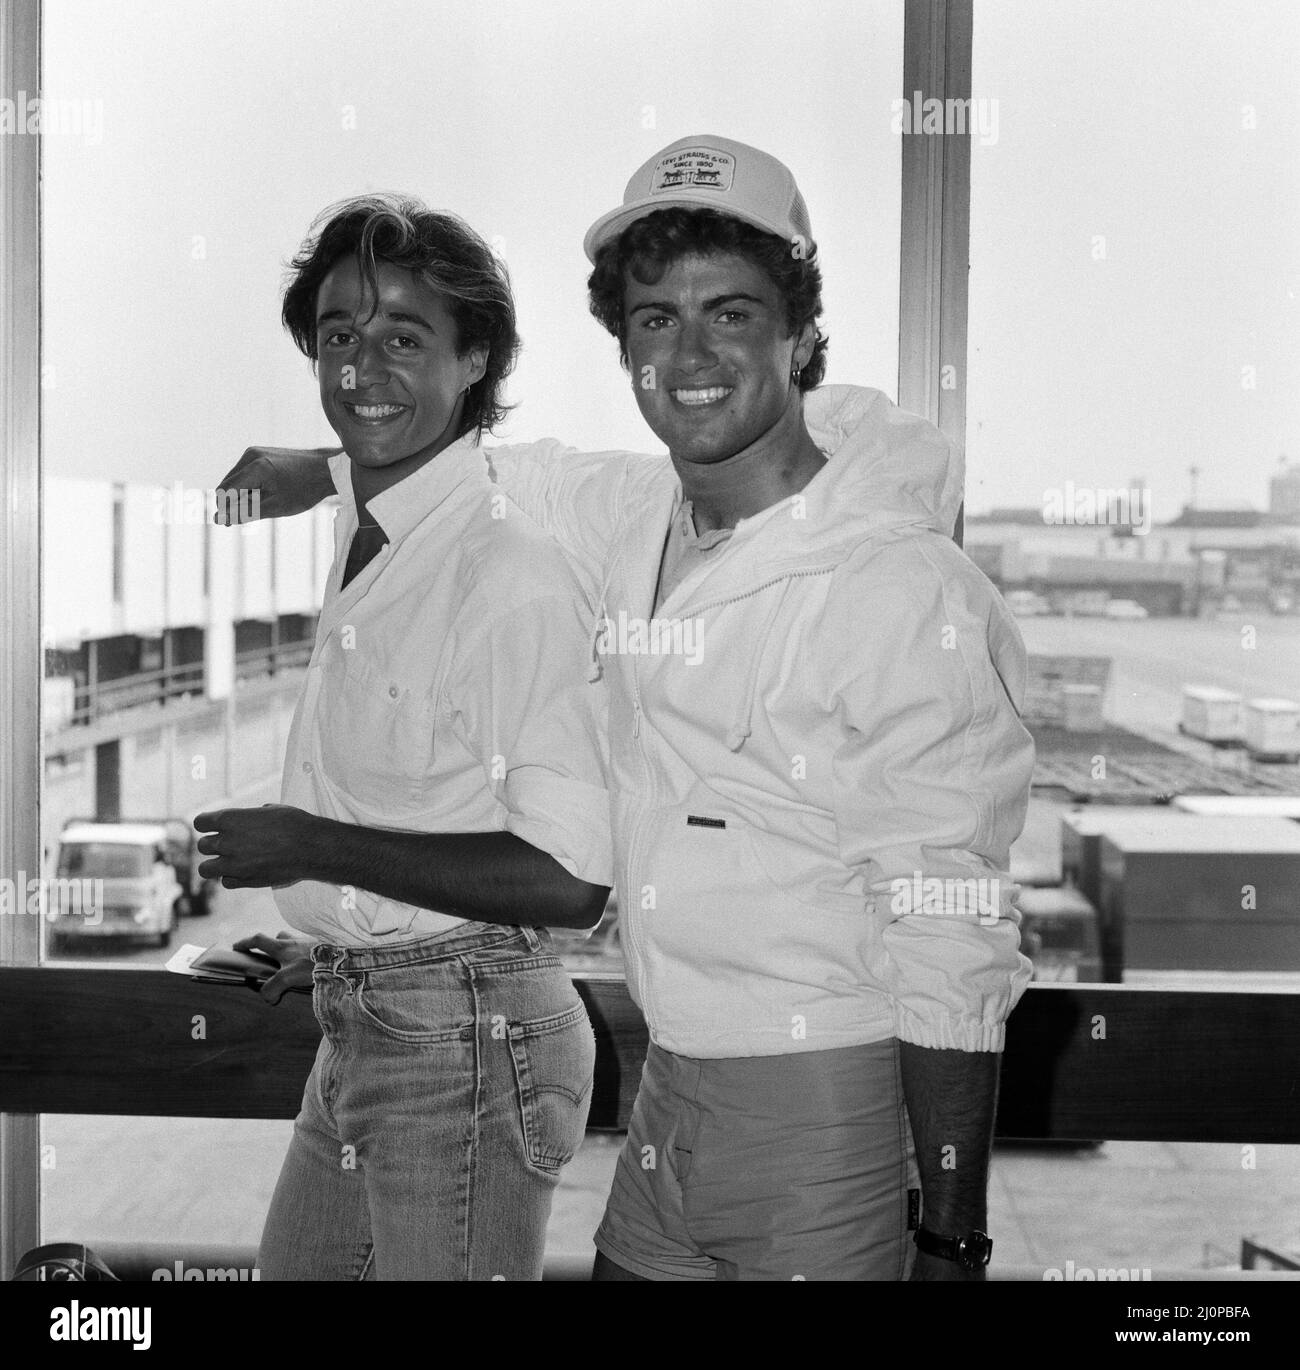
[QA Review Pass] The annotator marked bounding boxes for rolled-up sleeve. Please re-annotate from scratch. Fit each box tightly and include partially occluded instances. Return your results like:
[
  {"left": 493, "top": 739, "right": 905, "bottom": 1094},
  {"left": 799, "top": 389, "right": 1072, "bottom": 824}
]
[
  {"left": 828, "top": 537, "right": 1036, "bottom": 1051},
  {"left": 446, "top": 591, "right": 613, "bottom": 888}
]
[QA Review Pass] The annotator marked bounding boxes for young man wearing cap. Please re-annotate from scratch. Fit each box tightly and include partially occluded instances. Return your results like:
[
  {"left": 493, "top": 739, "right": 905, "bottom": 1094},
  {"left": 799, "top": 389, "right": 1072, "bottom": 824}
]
[{"left": 219, "top": 136, "right": 1034, "bottom": 1281}]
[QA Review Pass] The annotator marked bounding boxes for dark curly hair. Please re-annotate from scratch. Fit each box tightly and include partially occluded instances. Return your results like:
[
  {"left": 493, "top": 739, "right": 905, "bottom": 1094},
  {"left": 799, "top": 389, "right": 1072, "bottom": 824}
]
[
  {"left": 587, "top": 207, "right": 827, "bottom": 391},
  {"left": 282, "top": 194, "right": 519, "bottom": 441}
]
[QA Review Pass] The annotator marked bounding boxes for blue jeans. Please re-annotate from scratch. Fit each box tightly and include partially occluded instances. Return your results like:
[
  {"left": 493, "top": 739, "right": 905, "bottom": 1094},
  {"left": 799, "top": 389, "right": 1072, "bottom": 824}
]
[{"left": 258, "top": 922, "right": 595, "bottom": 1280}]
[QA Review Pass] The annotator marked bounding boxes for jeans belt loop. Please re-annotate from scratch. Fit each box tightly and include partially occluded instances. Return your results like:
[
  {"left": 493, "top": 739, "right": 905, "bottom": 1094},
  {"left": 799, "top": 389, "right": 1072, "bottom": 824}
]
[
  {"left": 522, "top": 926, "right": 541, "bottom": 953},
  {"left": 321, "top": 947, "right": 352, "bottom": 989}
]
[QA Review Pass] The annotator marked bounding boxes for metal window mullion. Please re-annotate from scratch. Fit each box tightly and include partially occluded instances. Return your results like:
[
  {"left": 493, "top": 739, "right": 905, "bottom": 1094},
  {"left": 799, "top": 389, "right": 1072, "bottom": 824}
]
[
  {"left": 0, "top": 0, "right": 44, "bottom": 1276},
  {"left": 899, "top": 0, "right": 973, "bottom": 544}
]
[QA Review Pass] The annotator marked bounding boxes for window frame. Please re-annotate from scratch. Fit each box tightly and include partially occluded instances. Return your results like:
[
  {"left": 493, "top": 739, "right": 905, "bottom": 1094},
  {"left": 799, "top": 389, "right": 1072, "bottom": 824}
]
[
  {"left": 898, "top": 0, "right": 972, "bottom": 545},
  {"left": 0, "top": 0, "right": 43, "bottom": 1278}
]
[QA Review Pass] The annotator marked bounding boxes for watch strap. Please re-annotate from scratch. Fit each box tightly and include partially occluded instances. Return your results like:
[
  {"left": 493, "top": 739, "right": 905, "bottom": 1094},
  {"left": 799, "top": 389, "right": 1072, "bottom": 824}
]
[{"left": 914, "top": 1226, "right": 992, "bottom": 1269}]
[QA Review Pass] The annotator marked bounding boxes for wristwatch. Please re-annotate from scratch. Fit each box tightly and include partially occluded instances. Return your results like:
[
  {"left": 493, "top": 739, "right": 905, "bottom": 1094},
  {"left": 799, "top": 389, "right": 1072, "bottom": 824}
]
[{"left": 914, "top": 1227, "right": 993, "bottom": 1270}]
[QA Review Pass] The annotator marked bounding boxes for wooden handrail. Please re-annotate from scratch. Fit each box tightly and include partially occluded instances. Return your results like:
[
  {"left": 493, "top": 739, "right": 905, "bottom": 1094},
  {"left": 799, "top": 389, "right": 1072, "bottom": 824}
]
[{"left": 0, "top": 969, "right": 1297, "bottom": 1142}]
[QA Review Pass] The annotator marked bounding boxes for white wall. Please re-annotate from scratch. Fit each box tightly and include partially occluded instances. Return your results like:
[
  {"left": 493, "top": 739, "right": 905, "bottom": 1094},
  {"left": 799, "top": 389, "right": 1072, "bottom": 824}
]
[
  {"left": 121, "top": 485, "right": 167, "bottom": 634},
  {"left": 167, "top": 519, "right": 207, "bottom": 627},
  {"left": 44, "top": 476, "right": 334, "bottom": 654},
  {"left": 206, "top": 530, "right": 236, "bottom": 700},
  {"left": 275, "top": 513, "right": 320, "bottom": 615},
  {"left": 43, "top": 478, "right": 114, "bottom": 646},
  {"left": 236, "top": 520, "right": 274, "bottom": 620}
]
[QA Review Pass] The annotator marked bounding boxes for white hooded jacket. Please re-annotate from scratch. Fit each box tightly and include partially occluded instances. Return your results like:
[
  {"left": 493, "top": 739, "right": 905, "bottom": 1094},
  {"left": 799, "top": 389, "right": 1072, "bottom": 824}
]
[{"left": 489, "top": 384, "right": 1035, "bottom": 1057}]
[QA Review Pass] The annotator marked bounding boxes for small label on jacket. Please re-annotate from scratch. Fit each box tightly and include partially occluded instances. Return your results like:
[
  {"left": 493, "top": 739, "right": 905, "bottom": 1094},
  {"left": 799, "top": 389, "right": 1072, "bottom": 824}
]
[{"left": 686, "top": 815, "right": 727, "bottom": 829}]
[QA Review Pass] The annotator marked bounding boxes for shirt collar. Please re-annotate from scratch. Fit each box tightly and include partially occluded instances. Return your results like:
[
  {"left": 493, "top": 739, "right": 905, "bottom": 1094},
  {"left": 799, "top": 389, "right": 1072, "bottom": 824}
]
[{"left": 329, "top": 433, "right": 486, "bottom": 541}]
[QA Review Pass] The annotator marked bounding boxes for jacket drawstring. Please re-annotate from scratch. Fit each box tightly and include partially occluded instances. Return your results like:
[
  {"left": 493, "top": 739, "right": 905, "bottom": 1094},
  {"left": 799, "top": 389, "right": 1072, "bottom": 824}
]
[
  {"left": 587, "top": 613, "right": 604, "bottom": 682},
  {"left": 726, "top": 579, "right": 793, "bottom": 752},
  {"left": 587, "top": 553, "right": 621, "bottom": 682}
]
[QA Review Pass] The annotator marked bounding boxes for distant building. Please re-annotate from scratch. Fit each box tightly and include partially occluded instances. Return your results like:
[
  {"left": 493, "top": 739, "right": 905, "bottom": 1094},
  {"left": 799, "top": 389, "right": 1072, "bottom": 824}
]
[
  {"left": 1166, "top": 506, "right": 1265, "bottom": 529},
  {"left": 44, "top": 475, "right": 335, "bottom": 709},
  {"left": 1269, "top": 461, "right": 1300, "bottom": 521},
  {"left": 41, "top": 475, "right": 336, "bottom": 839},
  {"left": 969, "top": 507, "right": 1047, "bottom": 526},
  {"left": 965, "top": 506, "right": 1300, "bottom": 616}
]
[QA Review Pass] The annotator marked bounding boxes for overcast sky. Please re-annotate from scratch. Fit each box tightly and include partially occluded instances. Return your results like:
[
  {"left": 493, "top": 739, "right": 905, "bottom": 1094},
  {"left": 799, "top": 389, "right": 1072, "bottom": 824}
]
[{"left": 39, "top": 0, "right": 1299, "bottom": 521}]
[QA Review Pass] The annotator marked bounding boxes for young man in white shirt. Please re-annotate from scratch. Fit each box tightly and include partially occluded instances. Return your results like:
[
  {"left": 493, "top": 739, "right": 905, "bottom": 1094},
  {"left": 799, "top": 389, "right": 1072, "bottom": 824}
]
[
  {"left": 196, "top": 195, "right": 612, "bottom": 1280},
  {"left": 218, "top": 138, "right": 1034, "bottom": 1281}
]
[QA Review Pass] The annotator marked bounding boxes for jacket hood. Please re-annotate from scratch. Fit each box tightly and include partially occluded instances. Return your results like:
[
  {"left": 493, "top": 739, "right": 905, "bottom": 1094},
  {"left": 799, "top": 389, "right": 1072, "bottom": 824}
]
[
  {"left": 586, "top": 384, "right": 966, "bottom": 750},
  {"left": 639, "top": 384, "right": 963, "bottom": 619},
  {"left": 755, "top": 383, "right": 964, "bottom": 567}
]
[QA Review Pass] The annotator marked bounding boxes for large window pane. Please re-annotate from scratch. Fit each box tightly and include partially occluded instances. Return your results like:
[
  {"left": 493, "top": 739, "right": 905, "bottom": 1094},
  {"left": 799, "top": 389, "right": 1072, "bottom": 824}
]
[
  {"left": 38, "top": 0, "right": 904, "bottom": 1254},
  {"left": 969, "top": 0, "right": 1300, "bottom": 993},
  {"left": 966, "top": 0, "right": 1300, "bottom": 1279}
]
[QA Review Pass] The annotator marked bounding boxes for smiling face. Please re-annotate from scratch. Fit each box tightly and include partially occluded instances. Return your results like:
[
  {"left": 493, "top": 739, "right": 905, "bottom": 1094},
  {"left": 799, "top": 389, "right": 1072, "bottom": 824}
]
[
  {"left": 314, "top": 256, "right": 486, "bottom": 484},
  {"left": 622, "top": 250, "right": 813, "bottom": 465}
]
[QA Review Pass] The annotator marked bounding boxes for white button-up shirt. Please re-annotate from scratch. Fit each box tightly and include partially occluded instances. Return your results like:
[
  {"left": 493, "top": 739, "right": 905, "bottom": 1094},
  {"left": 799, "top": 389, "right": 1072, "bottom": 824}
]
[{"left": 274, "top": 436, "right": 612, "bottom": 945}]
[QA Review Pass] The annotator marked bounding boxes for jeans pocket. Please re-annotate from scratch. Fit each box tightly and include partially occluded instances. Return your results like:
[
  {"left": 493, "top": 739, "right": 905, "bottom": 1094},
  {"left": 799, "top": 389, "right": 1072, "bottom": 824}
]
[
  {"left": 353, "top": 963, "right": 475, "bottom": 1043},
  {"left": 506, "top": 1001, "right": 595, "bottom": 1172}
]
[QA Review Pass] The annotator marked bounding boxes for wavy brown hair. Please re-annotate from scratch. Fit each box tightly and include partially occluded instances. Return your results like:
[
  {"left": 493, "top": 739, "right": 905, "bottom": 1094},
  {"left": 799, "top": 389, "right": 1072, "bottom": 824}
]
[{"left": 282, "top": 194, "right": 519, "bottom": 441}]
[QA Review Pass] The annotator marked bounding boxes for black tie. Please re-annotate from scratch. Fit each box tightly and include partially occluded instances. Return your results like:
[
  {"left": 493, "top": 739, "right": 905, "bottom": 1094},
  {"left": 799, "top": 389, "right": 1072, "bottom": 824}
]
[{"left": 341, "top": 517, "right": 388, "bottom": 589}]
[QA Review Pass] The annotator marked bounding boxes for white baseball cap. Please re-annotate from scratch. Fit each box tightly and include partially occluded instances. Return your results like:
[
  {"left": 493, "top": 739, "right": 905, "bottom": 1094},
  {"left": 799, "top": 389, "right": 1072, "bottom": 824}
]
[{"left": 582, "top": 134, "right": 814, "bottom": 264}]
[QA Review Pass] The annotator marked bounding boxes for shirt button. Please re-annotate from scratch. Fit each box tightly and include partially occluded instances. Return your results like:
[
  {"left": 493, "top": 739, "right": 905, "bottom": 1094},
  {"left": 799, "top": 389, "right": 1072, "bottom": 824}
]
[{"left": 388, "top": 685, "right": 399, "bottom": 698}]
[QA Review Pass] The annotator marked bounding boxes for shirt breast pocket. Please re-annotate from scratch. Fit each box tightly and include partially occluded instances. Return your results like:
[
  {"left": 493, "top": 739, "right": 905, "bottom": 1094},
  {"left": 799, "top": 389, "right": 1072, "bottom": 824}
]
[{"left": 317, "top": 655, "right": 435, "bottom": 817}]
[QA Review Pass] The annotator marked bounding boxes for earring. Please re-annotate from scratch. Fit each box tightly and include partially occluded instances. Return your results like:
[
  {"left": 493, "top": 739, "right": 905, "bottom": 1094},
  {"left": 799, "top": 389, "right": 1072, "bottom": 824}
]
[{"left": 791, "top": 363, "right": 802, "bottom": 386}]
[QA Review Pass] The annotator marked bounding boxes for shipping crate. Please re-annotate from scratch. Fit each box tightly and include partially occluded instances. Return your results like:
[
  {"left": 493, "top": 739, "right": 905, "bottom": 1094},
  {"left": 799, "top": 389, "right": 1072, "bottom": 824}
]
[
  {"left": 1173, "top": 795, "right": 1300, "bottom": 820},
  {"left": 1098, "top": 817, "right": 1300, "bottom": 973},
  {"left": 1062, "top": 683, "right": 1105, "bottom": 732},
  {"left": 1024, "top": 654, "right": 1112, "bottom": 727},
  {"left": 1243, "top": 698, "right": 1300, "bottom": 762},
  {"left": 1181, "top": 685, "right": 1242, "bottom": 743},
  {"left": 1061, "top": 809, "right": 1208, "bottom": 980}
]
